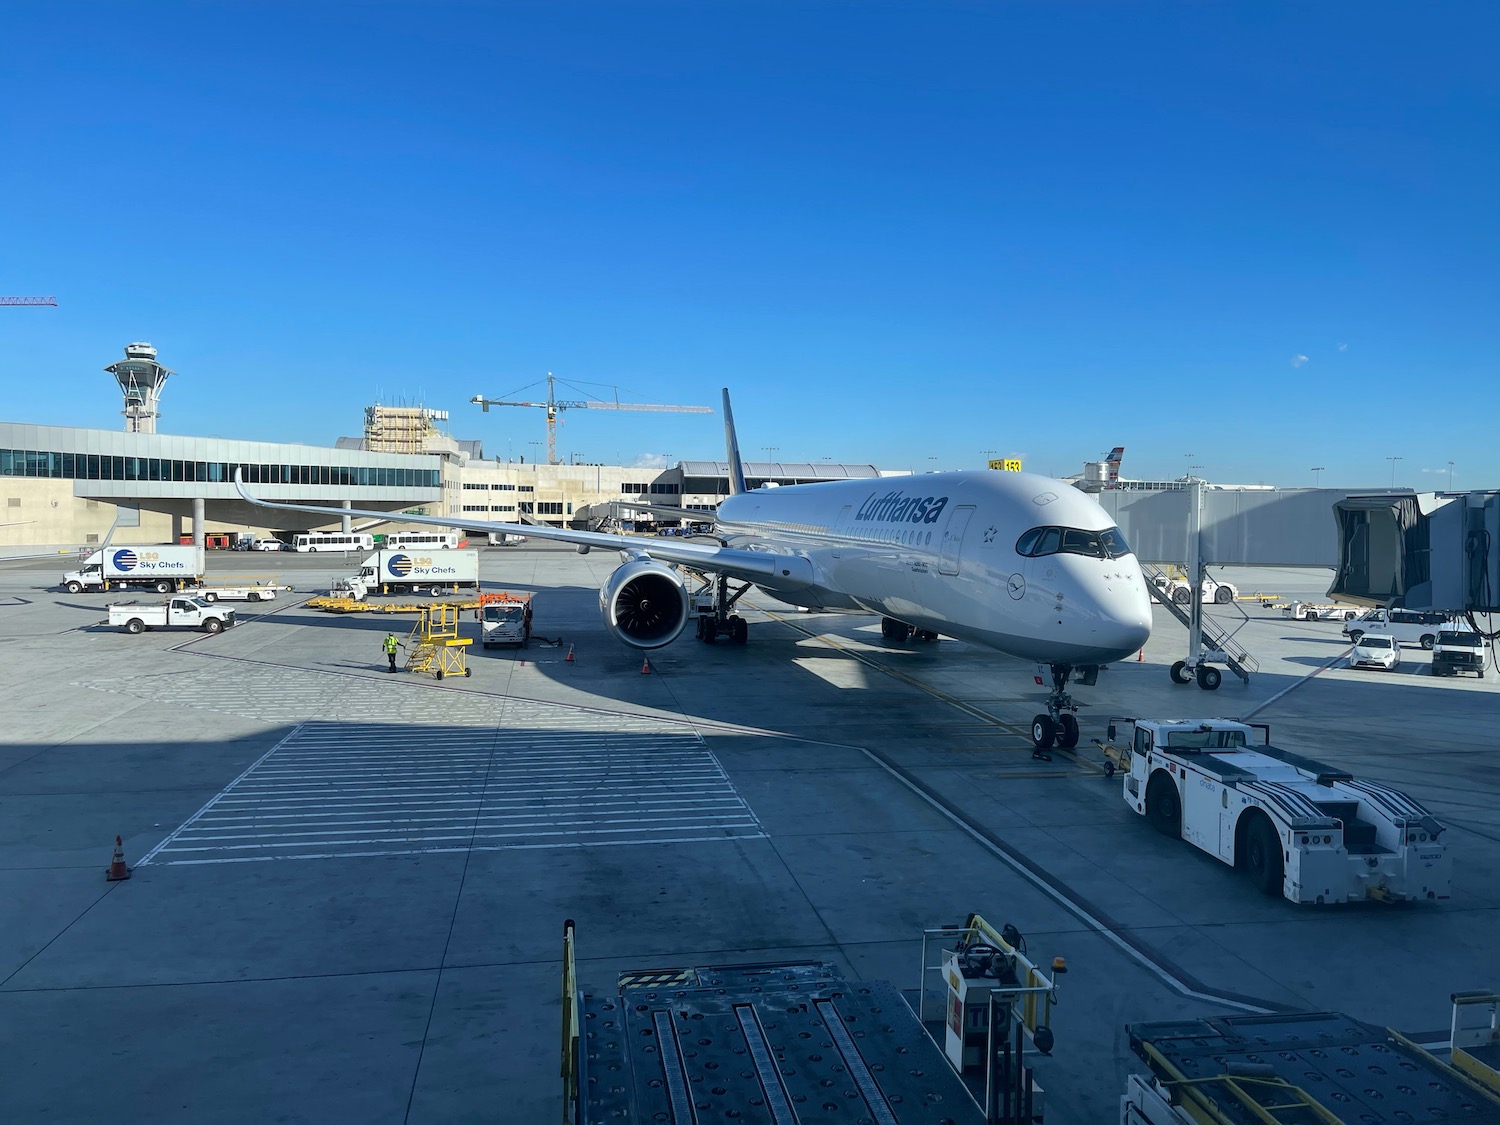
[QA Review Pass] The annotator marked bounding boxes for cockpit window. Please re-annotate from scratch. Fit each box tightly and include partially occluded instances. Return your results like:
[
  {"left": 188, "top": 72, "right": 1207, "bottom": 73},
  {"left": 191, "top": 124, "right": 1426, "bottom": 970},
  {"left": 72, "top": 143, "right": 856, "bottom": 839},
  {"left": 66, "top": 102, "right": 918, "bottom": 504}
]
[{"left": 1016, "top": 525, "right": 1133, "bottom": 560}]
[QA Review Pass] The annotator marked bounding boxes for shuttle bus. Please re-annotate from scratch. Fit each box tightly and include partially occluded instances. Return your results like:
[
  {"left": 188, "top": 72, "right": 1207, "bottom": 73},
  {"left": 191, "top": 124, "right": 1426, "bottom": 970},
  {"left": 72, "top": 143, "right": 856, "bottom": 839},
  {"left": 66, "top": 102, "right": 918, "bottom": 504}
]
[
  {"left": 292, "top": 532, "right": 375, "bottom": 553},
  {"left": 385, "top": 531, "right": 461, "bottom": 551}
]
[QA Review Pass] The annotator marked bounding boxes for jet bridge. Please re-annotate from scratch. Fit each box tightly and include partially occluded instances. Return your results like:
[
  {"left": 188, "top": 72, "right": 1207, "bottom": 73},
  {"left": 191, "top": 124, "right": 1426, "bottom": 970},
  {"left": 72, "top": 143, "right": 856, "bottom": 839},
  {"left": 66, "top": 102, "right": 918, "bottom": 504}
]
[{"left": 1095, "top": 485, "right": 1500, "bottom": 684}]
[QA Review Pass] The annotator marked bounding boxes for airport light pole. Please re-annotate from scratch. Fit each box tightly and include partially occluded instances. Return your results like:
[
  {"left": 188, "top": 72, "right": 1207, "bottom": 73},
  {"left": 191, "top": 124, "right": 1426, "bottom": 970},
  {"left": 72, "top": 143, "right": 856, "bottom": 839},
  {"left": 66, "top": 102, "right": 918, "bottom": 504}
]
[
  {"left": 981, "top": 449, "right": 998, "bottom": 467},
  {"left": 928, "top": 456, "right": 938, "bottom": 473},
  {"left": 1387, "top": 455, "right": 1402, "bottom": 487},
  {"left": 1311, "top": 466, "right": 1325, "bottom": 486},
  {"left": 1448, "top": 460, "right": 1455, "bottom": 489}
]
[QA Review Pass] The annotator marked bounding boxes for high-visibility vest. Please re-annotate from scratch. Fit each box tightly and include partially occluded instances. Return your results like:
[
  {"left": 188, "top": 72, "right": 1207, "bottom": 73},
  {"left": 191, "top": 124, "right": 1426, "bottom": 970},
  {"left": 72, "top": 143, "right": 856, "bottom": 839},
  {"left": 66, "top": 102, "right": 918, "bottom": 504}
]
[{"left": 383, "top": 636, "right": 398, "bottom": 654}]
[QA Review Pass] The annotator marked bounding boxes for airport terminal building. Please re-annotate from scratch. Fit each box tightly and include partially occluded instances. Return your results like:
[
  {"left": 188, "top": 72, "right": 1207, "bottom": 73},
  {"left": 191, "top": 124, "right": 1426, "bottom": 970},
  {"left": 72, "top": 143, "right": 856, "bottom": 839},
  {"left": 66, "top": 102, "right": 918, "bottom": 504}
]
[
  {"left": 0, "top": 345, "right": 902, "bottom": 552},
  {"left": 0, "top": 420, "right": 893, "bottom": 552}
]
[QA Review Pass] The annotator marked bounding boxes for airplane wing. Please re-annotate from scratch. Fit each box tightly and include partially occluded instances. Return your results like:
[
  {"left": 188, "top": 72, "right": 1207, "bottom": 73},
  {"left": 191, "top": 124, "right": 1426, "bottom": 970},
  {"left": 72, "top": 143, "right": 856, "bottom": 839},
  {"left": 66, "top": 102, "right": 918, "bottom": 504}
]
[{"left": 233, "top": 472, "right": 811, "bottom": 590}]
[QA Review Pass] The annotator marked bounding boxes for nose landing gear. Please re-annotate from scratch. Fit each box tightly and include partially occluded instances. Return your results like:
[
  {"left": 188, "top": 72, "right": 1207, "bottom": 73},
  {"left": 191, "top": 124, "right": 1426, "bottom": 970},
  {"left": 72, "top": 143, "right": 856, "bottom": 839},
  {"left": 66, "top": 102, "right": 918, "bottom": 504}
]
[{"left": 1031, "top": 663, "right": 1096, "bottom": 758}]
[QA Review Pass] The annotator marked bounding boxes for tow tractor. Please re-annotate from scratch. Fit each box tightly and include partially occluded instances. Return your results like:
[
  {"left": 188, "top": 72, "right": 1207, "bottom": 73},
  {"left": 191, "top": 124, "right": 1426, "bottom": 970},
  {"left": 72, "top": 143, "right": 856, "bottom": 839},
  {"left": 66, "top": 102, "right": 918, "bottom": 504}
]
[
  {"left": 1280, "top": 601, "right": 1359, "bottom": 622},
  {"left": 1094, "top": 717, "right": 1451, "bottom": 904},
  {"left": 183, "top": 579, "right": 291, "bottom": 603}
]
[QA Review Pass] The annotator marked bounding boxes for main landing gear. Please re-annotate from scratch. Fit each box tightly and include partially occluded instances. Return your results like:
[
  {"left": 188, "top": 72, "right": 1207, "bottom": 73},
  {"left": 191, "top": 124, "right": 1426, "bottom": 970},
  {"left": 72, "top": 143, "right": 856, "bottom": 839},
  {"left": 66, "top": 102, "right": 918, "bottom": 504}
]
[
  {"left": 693, "top": 572, "right": 750, "bottom": 645},
  {"left": 881, "top": 617, "right": 939, "bottom": 642},
  {"left": 1030, "top": 663, "right": 1098, "bottom": 760}
]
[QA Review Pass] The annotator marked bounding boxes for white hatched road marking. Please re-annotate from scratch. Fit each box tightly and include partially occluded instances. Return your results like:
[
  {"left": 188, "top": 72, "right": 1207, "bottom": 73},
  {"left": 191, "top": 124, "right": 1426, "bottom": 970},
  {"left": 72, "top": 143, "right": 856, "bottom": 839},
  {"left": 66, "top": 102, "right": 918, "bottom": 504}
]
[{"left": 143, "top": 717, "right": 763, "bottom": 865}]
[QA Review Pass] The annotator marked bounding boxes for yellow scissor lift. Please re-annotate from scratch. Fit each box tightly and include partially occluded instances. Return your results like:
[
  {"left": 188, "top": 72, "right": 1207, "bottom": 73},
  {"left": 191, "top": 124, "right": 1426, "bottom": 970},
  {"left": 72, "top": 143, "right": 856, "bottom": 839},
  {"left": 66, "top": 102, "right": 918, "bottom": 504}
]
[{"left": 404, "top": 604, "right": 472, "bottom": 679}]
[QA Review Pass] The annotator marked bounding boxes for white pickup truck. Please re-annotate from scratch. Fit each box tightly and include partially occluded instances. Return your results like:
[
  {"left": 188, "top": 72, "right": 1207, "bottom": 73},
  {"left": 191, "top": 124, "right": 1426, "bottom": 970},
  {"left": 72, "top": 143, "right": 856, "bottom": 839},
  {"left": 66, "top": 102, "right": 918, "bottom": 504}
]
[
  {"left": 1096, "top": 716, "right": 1450, "bottom": 904},
  {"left": 107, "top": 596, "right": 237, "bottom": 635}
]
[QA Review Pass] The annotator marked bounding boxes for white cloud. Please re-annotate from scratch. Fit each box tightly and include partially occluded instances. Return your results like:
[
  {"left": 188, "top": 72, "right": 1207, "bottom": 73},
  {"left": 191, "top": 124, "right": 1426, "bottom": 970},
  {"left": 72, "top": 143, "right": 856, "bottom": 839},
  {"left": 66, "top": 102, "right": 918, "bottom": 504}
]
[
  {"left": 630, "top": 453, "right": 672, "bottom": 469},
  {"left": 1337, "top": 342, "right": 1348, "bottom": 352},
  {"left": 1290, "top": 354, "right": 1309, "bottom": 368}
]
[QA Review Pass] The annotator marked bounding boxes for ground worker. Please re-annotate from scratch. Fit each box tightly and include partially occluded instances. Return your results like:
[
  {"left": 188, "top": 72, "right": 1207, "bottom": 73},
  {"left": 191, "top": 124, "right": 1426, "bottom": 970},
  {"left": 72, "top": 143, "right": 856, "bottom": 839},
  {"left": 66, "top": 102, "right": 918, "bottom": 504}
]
[{"left": 382, "top": 632, "right": 400, "bottom": 672}]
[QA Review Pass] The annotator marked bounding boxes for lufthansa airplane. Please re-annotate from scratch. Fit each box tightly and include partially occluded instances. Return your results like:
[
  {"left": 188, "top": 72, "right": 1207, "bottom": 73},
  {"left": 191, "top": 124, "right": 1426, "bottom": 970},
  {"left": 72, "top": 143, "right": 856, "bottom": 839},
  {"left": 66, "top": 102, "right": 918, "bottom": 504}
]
[{"left": 235, "top": 390, "right": 1152, "bottom": 752}]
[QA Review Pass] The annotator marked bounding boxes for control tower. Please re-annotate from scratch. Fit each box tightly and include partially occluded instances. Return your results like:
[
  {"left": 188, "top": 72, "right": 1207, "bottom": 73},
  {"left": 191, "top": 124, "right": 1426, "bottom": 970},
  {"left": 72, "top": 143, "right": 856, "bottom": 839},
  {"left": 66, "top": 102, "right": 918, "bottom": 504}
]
[{"left": 106, "top": 342, "right": 175, "bottom": 434}]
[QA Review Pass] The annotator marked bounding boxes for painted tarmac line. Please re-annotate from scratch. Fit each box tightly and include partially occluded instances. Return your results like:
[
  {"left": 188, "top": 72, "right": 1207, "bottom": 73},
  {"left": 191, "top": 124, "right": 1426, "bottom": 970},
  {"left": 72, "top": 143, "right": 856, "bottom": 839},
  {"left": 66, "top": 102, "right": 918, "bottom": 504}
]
[
  {"left": 1242, "top": 646, "right": 1351, "bottom": 719},
  {"left": 857, "top": 744, "right": 1285, "bottom": 1016},
  {"left": 148, "top": 711, "right": 765, "bottom": 863},
  {"left": 136, "top": 723, "right": 306, "bottom": 867}
]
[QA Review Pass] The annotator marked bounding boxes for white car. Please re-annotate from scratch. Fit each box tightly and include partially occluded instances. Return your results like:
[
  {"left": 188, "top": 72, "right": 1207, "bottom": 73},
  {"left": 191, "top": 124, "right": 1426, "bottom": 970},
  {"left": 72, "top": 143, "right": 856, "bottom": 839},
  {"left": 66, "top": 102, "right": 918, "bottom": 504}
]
[
  {"left": 1349, "top": 632, "right": 1401, "bottom": 671},
  {"left": 252, "top": 539, "right": 284, "bottom": 552}
]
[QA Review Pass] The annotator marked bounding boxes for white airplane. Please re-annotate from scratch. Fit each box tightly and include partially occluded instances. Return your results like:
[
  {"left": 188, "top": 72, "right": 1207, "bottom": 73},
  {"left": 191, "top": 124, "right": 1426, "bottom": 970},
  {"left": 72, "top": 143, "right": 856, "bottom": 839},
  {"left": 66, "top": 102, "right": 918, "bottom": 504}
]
[{"left": 235, "top": 390, "right": 1152, "bottom": 753}]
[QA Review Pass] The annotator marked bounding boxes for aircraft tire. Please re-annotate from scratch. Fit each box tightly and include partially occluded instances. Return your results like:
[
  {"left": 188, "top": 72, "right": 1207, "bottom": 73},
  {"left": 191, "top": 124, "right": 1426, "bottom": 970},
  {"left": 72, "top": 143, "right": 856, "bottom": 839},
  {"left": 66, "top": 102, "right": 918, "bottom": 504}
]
[
  {"left": 1057, "top": 713, "right": 1080, "bottom": 749},
  {"left": 1169, "top": 660, "right": 1192, "bottom": 684},
  {"left": 1146, "top": 772, "right": 1181, "bottom": 838},
  {"left": 1031, "top": 715, "right": 1056, "bottom": 750},
  {"left": 1242, "top": 813, "right": 1284, "bottom": 896},
  {"left": 1196, "top": 665, "right": 1222, "bottom": 690}
]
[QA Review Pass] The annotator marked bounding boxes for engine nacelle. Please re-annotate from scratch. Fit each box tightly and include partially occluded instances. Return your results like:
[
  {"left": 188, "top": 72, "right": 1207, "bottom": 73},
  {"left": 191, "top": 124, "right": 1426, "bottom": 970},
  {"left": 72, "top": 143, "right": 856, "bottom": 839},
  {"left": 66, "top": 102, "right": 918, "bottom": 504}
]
[{"left": 599, "top": 558, "right": 690, "bottom": 649}]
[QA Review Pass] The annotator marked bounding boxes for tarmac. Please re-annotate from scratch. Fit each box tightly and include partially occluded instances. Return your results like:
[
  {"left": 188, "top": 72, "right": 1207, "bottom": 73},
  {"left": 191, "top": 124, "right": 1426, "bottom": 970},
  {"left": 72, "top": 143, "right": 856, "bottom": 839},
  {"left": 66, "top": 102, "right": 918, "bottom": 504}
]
[{"left": 0, "top": 544, "right": 1496, "bottom": 1124}]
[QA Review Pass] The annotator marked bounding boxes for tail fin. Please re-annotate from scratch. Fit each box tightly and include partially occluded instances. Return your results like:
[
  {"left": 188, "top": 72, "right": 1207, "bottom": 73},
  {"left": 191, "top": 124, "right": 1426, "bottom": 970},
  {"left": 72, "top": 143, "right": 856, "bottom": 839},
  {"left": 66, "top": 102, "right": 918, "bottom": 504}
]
[{"left": 722, "top": 388, "right": 747, "bottom": 496}]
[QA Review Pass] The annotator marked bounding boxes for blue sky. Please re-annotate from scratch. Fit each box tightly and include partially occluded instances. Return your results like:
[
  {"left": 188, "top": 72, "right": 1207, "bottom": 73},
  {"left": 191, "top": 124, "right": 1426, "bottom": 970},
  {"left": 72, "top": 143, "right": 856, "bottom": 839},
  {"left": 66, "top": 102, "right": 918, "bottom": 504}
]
[{"left": 3, "top": 3, "right": 1496, "bottom": 488}]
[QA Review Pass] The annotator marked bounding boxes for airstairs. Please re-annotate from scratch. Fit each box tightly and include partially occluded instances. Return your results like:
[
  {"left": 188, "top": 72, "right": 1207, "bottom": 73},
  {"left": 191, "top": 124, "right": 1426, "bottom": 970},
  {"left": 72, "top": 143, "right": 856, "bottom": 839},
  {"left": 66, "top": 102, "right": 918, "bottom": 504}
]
[{"left": 1143, "top": 563, "right": 1260, "bottom": 684}]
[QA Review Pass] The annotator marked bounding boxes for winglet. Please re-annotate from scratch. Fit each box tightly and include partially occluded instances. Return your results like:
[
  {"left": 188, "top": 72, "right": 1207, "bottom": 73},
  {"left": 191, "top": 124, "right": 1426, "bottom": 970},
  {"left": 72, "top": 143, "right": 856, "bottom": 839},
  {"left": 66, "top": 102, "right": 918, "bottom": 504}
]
[{"left": 722, "top": 388, "right": 747, "bottom": 496}]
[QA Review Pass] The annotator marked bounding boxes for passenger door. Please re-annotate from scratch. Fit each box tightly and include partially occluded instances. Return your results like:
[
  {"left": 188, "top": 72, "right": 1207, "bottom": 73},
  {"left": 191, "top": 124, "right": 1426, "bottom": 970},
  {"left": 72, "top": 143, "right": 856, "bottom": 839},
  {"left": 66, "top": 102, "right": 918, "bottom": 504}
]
[{"left": 938, "top": 506, "right": 975, "bottom": 576}]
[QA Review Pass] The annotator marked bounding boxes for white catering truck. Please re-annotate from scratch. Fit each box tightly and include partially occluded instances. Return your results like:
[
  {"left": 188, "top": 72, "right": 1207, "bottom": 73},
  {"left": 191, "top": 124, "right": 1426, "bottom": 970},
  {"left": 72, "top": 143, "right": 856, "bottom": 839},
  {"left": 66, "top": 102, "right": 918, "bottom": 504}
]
[
  {"left": 347, "top": 548, "right": 480, "bottom": 597},
  {"left": 106, "top": 596, "right": 236, "bottom": 634},
  {"left": 1096, "top": 716, "right": 1450, "bottom": 904},
  {"left": 63, "top": 546, "right": 206, "bottom": 594},
  {"left": 478, "top": 592, "right": 533, "bottom": 647}
]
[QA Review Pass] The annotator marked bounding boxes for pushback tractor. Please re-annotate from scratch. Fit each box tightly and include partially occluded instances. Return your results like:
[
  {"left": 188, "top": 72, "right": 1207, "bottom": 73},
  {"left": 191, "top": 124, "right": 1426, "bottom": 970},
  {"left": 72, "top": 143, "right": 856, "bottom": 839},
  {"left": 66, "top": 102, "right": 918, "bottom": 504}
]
[{"left": 1095, "top": 717, "right": 1450, "bottom": 904}]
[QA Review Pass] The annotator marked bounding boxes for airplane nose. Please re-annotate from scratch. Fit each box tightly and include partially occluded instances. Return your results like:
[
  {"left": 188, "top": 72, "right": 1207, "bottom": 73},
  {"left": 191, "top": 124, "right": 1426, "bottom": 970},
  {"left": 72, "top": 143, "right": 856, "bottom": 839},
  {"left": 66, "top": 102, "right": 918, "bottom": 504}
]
[{"left": 1111, "top": 619, "right": 1151, "bottom": 656}]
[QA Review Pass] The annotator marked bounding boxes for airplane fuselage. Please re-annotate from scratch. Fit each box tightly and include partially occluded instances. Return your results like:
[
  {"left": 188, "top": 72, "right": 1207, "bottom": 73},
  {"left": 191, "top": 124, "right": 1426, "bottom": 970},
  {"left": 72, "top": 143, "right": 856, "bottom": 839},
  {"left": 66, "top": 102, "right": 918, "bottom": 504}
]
[{"left": 715, "top": 471, "right": 1153, "bottom": 665}]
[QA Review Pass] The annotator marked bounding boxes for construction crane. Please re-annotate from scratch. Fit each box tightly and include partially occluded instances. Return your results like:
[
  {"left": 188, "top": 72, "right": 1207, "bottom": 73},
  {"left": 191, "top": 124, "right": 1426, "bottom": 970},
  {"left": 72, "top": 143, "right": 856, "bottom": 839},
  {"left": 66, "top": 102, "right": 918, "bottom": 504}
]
[
  {"left": 470, "top": 373, "right": 712, "bottom": 465},
  {"left": 1, "top": 296, "right": 58, "bottom": 306}
]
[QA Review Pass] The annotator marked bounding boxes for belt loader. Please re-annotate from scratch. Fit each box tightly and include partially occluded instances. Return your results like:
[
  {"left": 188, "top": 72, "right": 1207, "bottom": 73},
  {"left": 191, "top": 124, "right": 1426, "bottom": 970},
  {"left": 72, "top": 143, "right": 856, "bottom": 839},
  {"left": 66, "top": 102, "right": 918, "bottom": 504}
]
[{"left": 1095, "top": 717, "right": 1450, "bottom": 904}]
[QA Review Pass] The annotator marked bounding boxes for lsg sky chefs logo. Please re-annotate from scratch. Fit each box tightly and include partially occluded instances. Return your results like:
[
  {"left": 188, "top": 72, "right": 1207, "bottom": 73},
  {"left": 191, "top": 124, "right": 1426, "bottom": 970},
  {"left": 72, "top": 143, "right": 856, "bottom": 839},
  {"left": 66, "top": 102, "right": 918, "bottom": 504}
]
[
  {"left": 388, "top": 554, "right": 414, "bottom": 576},
  {"left": 111, "top": 549, "right": 187, "bottom": 572},
  {"left": 854, "top": 491, "right": 950, "bottom": 525}
]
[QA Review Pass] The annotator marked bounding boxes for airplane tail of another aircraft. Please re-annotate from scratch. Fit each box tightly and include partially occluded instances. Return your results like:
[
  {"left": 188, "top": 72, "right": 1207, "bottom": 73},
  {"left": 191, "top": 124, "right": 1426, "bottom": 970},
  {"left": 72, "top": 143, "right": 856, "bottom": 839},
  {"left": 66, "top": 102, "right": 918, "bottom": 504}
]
[{"left": 722, "top": 388, "right": 747, "bottom": 496}]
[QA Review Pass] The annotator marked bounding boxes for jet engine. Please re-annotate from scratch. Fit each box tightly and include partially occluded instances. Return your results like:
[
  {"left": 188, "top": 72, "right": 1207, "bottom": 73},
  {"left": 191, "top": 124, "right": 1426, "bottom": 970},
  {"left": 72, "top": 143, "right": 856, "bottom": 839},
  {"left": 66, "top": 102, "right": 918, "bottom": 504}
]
[{"left": 599, "top": 558, "right": 691, "bottom": 649}]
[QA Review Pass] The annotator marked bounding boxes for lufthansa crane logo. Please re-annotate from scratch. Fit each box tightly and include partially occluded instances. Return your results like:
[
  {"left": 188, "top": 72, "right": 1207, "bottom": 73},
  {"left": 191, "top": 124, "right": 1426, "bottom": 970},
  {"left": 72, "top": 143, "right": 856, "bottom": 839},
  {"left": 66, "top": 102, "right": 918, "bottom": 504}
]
[
  {"left": 388, "top": 554, "right": 413, "bottom": 577},
  {"left": 1007, "top": 573, "right": 1026, "bottom": 600},
  {"left": 112, "top": 549, "right": 138, "bottom": 572}
]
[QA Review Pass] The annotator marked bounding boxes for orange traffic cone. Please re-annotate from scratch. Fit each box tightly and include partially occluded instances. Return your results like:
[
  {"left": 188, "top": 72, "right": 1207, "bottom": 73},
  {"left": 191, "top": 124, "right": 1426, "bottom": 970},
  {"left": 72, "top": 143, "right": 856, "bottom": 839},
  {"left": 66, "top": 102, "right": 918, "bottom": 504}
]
[
  {"left": 1137, "top": 648, "right": 1144, "bottom": 662},
  {"left": 565, "top": 644, "right": 575, "bottom": 663},
  {"left": 106, "top": 835, "right": 130, "bottom": 881},
  {"left": 640, "top": 657, "right": 651, "bottom": 675}
]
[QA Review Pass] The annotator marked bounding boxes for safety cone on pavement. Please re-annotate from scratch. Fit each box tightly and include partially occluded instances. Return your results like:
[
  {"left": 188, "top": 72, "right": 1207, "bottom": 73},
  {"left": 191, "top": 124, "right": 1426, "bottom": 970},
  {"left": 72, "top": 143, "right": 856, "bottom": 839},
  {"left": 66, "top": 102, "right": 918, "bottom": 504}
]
[
  {"left": 106, "top": 835, "right": 130, "bottom": 881},
  {"left": 640, "top": 657, "right": 651, "bottom": 675},
  {"left": 565, "top": 644, "right": 575, "bottom": 663},
  {"left": 1137, "top": 648, "right": 1144, "bottom": 662}
]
